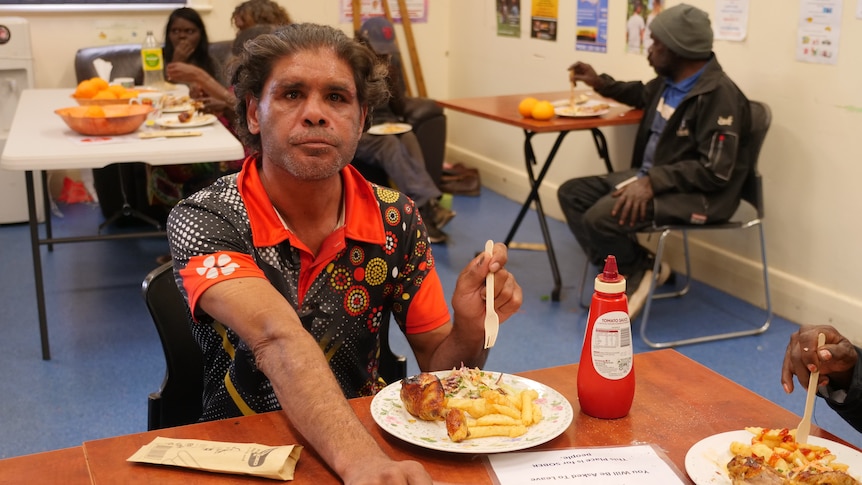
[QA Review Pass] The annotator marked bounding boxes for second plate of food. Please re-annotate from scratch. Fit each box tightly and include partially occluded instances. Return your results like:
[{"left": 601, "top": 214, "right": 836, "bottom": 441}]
[
  {"left": 154, "top": 113, "right": 217, "bottom": 128},
  {"left": 368, "top": 122, "right": 412, "bottom": 135},
  {"left": 370, "top": 369, "right": 573, "bottom": 453}
]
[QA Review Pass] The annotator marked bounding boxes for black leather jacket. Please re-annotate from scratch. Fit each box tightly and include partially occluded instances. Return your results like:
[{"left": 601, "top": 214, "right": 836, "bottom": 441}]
[{"left": 596, "top": 55, "right": 752, "bottom": 225}]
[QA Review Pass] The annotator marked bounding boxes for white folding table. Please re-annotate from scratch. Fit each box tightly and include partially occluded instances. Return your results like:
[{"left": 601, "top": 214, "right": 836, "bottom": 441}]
[{"left": 0, "top": 89, "right": 246, "bottom": 359}]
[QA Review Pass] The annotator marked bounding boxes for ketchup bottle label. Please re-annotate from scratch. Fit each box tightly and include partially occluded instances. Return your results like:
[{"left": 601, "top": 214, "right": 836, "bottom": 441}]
[{"left": 589, "top": 310, "right": 633, "bottom": 380}]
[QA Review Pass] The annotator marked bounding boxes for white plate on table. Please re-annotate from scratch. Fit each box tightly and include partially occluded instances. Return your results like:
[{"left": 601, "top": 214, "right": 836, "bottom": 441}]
[
  {"left": 154, "top": 113, "right": 217, "bottom": 128},
  {"left": 370, "top": 371, "right": 573, "bottom": 454},
  {"left": 554, "top": 99, "right": 611, "bottom": 118},
  {"left": 684, "top": 430, "right": 862, "bottom": 484},
  {"left": 368, "top": 122, "right": 412, "bottom": 135}
]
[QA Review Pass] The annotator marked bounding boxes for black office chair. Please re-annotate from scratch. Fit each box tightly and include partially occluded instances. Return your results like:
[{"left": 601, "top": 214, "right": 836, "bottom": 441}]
[
  {"left": 637, "top": 100, "right": 773, "bottom": 348},
  {"left": 142, "top": 262, "right": 408, "bottom": 430},
  {"left": 142, "top": 262, "right": 204, "bottom": 430}
]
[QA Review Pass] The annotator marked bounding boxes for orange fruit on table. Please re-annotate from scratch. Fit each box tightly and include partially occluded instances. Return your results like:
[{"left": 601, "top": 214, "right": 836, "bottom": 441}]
[
  {"left": 518, "top": 97, "right": 538, "bottom": 117},
  {"left": 74, "top": 80, "right": 99, "bottom": 99},
  {"left": 531, "top": 100, "right": 556, "bottom": 121},
  {"left": 92, "top": 89, "right": 118, "bottom": 100},
  {"left": 89, "top": 77, "right": 109, "bottom": 91},
  {"left": 107, "top": 84, "right": 127, "bottom": 96}
]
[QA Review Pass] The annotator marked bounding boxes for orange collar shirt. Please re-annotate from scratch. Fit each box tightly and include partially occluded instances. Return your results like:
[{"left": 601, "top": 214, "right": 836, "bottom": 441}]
[{"left": 167, "top": 156, "right": 449, "bottom": 419}]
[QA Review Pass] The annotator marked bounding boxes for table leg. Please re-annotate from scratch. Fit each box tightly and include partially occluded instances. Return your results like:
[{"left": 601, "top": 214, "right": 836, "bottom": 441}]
[
  {"left": 26, "top": 171, "right": 51, "bottom": 360},
  {"left": 590, "top": 128, "right": 613, "bottom": 173},
  {"left": 40, "top": 171, "right": 54, "bottom": 251},
  {"left": 504, "top": 130, "right": 570, "bottom": 301}
]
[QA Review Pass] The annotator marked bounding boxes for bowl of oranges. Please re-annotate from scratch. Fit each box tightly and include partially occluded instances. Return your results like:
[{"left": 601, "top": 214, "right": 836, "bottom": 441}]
[
  {"left": 72, "top": 77, "right": 142, "bottom": 106},
  {"left": 55, "top": 104, "right": 154, "bottom": 136}
]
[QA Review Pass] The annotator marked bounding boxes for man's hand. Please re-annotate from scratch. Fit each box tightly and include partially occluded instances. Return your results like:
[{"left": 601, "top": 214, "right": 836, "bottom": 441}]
[
  {"left": 610, "top": 176, "right": 653, "bottom": 226},
  {"left": 340, "top": 455, "right": 432, "bottom": 485},
  {"left": 450, "top": 242, "right": 522, "bottom": 329},
  {"left": 568, "top": 62, "right": 603, "bottom": 89},
  {"left": 782, "top": 324, "right": 858, "bottom": 394}
]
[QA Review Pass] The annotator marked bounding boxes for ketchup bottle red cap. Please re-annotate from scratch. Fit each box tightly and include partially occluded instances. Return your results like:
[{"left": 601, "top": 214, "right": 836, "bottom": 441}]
[{"left": 595, "top": 255, "right": 626, "bottom": 293}]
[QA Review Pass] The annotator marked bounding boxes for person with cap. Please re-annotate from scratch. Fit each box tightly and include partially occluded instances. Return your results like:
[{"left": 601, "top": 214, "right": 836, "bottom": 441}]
[
  {"left": 353, "top": 16, "right": 455, "bottom": 244},
  {"left": 558, "top": 3, "right": 751, "bottom": 318}
]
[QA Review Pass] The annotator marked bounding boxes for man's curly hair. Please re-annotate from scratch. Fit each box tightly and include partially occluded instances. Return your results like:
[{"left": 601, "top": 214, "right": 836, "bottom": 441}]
[{"left": 228, "top": 23, "right": 390, "bottom": 155}]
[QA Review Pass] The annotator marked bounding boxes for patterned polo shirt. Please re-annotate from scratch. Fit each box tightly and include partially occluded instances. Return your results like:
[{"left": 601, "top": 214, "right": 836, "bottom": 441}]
[{"left": 166, "top": 156, "right": 450, "bottom": 420}]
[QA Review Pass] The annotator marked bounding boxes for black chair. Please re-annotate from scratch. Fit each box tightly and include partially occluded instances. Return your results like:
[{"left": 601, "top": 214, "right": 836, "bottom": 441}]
[
  {"left": 142, "top": 262, "right": 204, "bottom": 430},
  {"left": 636, "top": 100, "right": 774, "bottom": 348},
  {"left": 142, "top": 262, "right": 408, "bottom": 430}
]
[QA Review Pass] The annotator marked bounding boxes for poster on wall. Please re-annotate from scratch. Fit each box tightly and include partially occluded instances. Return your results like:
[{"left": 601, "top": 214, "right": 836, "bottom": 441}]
[
  {"left": 339, "top": 0, "right": 428, "bottom": 24},
  {"left": 858, "top": 0, "right": 862, "bottom": 18},
  {"left": 714, "top": 0, "right": 750, "bottom": 41},
  {"left": 497, "top": 0, "right": 522, "bottom": 37},
  {"left": 642, "top": 0, "right": 663, "bottom": 52},
  {"left": 531, "top": 0, "right": 559, "bottom": 41},
  {"left": 575, "top": 0, "right": 608, "bottom": 53},
  {"left": 796, "top": 0, "right": 841, "bottom": 65},
  {"left": 625, "top": 0, "right": 647, "bottom": 54}
]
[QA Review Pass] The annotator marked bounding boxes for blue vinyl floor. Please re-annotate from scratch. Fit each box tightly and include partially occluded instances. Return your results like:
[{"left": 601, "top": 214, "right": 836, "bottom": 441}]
[{"left": 1, "top": 185, "right": 860, "bottom": 460}]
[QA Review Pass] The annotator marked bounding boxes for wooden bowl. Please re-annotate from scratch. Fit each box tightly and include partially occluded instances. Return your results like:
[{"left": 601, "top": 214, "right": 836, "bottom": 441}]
[{"left": 54, "top": 104, "right": 154, "bottom": 136}]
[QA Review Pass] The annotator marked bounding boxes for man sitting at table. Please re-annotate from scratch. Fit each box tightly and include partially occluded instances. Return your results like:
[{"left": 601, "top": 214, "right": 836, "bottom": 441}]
[
  {"left": 558, "top": 3, "right": 751, "bottom": 318},
  {"left": 165, "top": 23, "right": 522, "bottom": 484}
]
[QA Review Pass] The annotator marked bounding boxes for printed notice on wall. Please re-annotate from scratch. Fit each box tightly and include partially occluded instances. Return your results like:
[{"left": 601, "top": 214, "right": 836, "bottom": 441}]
[
  {"left": 498, "top": 0, "right": 522, "bottom": 37},
  {"left": 531, "top": 0, "right": 559, "bottom": 41},
  {"left": 714, "top": 0, "right": 750, "bottom": 41},
  {"left": 575, "top": 0, "right": 608, "bottom": 53},
  {"left": 796, "top": 0, "right": 841, "bottom": 64},
  {"left": 487, "top": 445, "right": 686, "bottom": 484},
  {"left": 339, "top": 0, "right": 428, "bottom": 24}
]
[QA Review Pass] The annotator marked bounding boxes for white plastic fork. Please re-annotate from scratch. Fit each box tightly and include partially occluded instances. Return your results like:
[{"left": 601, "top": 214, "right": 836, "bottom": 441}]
[
  {"left": 797, "top": 332, "right": 826, "bottom": 444},
  {"left": 483, "top": 239, "right": 499, "bottom": 349}
]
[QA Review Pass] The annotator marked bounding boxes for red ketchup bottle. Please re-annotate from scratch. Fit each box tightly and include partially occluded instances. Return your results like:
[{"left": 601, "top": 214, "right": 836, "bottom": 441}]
[{"left": 577, "top": 255, "right": 635, "bottom": 418}]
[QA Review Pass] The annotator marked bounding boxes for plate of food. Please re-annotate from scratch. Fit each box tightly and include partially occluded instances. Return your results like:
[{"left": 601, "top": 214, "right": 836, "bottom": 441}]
[
  {"left": 160, "top": 95, "right": 201, "bottom": 113},
  {"left": 685, "top": 428, "right": 862, "bottom": 484},
  {"left": 370, "top": 367, "right": 573, "bottom": 453},
  {"left": 367, "top": 122, "right": 412, "bottom": 135},
  {"left": 154, "top": 113, "right": 217, "bottom": 128},
  {"left": 554, "top": 100, "right": 611, "bottom": 118}
]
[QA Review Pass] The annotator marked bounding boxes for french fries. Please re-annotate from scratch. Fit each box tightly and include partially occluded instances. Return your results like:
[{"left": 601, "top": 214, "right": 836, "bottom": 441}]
[
  {"left": 729, "top": 427, "right": 852, "bottom": 477},
  {"left": 401, "top": 368, "right": 545, "bottom": 443},
  {"left": 445, "top": 387, "right": 542, "bottom": 442}
]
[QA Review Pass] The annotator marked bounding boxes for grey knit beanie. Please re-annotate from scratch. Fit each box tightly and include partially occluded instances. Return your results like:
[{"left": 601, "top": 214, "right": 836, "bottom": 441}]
[{"left": 649, "top": 3, "right": 713, "bottom": 59}]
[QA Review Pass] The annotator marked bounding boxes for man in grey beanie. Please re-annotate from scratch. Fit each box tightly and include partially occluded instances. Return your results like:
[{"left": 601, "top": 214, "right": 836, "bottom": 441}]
[{"left": 558, "top": 3, "right": 751, "bottom": 319}]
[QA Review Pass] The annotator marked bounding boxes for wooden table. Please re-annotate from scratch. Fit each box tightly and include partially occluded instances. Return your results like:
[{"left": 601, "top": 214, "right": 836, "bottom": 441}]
[
  {"left": 0, "top": 89, "right": 246, "bottom": 360},
  {"left": 34, "top": 349, "right": 846, "bottom": 484},
  {"left": 0, "top": 447, "right": 91, "bottom": 485},
  {"left": 437, "top": 91, "right": 643, "bottom": 301}
]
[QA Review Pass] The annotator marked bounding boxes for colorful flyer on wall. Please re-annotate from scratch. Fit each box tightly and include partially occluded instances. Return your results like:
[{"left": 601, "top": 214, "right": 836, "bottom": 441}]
[
  {"left": 497, "top": 0, "right": 522, "bottom": 37},
  {"left": 625, "top": 0, "right": 646, "bottom": 54},
  {"left": 531, "top": 0, "right": 559, "bottom": 41},
  {"left": 339, "top": 0, "right": 429, "bottom": 24},
  {"left": 575, "top": 0, "right": 608, "bottom": 53},
  {"left": 796, "top": 0, "right": 841, "bottom": 65},
  {"left": 714, "top": 0, "right": 750, "bottom": 41}
]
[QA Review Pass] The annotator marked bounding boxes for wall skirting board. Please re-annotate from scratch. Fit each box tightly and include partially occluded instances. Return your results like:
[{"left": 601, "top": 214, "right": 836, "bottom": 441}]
[{"left": 447, "top": 145, "right": 862, "bottom": 344}]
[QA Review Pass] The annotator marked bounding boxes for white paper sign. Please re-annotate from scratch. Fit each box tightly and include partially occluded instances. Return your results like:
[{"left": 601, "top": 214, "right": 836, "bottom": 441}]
[
  {"left": 796, "top": 0, "right": 841, "bottom": 64},
  {"left": 714, "top": 0, "right": 750, "bottom": 41},
  {"left": 487, "top": 445, "right": 685, "bottom": 484}
]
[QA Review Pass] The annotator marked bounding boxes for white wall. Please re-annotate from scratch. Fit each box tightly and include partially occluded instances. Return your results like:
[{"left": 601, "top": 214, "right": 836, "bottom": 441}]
[{"left": 5, "top": 0, "right": 861, "bottom": 340}]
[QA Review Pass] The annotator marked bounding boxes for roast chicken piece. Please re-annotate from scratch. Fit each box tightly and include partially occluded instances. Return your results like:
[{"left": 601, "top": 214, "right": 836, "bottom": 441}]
[
  {"left": 445, "top": 408, "right": 470, "bottom": 443},
  {"left": 400, "top": 373, "right": 445, "bottom": 421},
  {"left": 727, "top": 455, "right": 861, "bottom": 485},
  {"left": 727, "top": 455, "right": 785, "bottom": 485}
]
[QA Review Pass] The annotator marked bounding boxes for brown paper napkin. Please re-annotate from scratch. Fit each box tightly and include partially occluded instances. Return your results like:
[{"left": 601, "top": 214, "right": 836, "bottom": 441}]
[{"left": 128, "top": 437, "right": 302, "bottom": 480}]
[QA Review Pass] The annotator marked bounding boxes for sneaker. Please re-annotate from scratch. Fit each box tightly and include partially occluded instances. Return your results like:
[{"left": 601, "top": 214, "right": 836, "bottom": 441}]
[
  {"left": 433, "top": 205, "right": 456, "bottom": 229},
  {"left": 627, "top": 262, "right": 671, "bottom": 320},
  {"left": 419, "top": 201, "right": 448, "bottom": 244}
]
